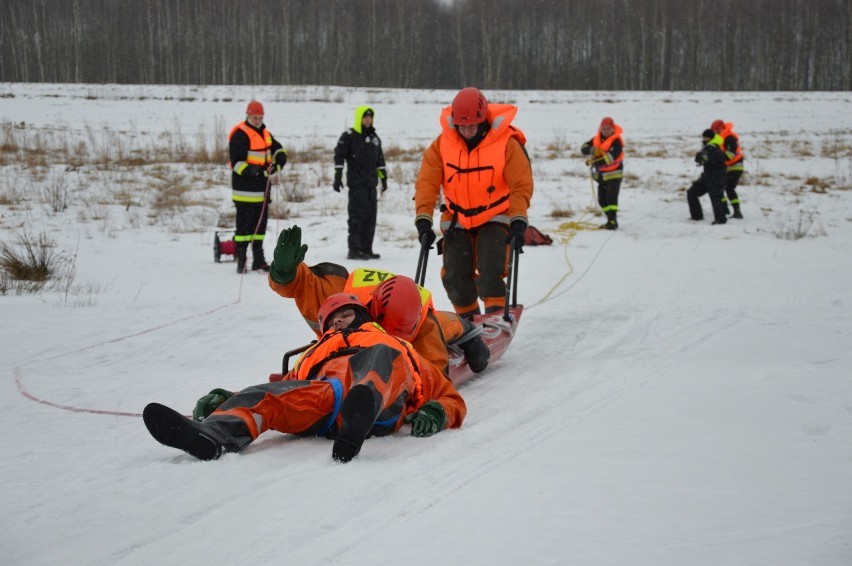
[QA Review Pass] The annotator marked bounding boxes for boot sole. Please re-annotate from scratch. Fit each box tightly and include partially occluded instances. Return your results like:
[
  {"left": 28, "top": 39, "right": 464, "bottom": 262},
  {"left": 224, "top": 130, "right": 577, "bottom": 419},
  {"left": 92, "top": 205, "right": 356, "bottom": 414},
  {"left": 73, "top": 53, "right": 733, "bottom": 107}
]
[
  {"left": 332, "top": 385, "right": 380, "bottom": 463},
  {"left": 143, "top": 403, "right": 222, "bottom": 461}
]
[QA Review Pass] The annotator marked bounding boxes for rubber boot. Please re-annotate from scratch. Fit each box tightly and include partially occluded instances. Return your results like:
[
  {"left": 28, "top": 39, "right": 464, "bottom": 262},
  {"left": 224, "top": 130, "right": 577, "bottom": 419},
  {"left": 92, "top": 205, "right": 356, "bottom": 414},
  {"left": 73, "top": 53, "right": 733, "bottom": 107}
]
[
  {"left": 236, "top": 243, "right": 248, "bottom": 274},
  {"left": 332, "top": 384, "right": 382, "bottom": 463},
  {"left": 603, "top": 210, "right": 618, "bottom": 230},
  {"left": 251, "top": 241, "right": 269, "bottom": 271},
  {"left": 454, "top": 320, "right": 490, "bottom": 373},
  {"left": 731, "top": 204, "right": 743, "bottom": 219}
]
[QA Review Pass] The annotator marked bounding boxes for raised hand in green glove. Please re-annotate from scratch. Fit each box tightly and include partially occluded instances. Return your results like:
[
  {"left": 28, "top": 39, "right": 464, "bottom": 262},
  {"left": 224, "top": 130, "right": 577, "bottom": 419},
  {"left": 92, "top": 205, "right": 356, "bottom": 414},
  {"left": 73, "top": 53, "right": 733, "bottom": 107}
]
[
  {"left": 403, "top": 400, "right": 448, "bottom": 437},
  {"left": 270, "top": 225, "right": 308, "bottom": 284},
  {"left": 192, "top": 388, "right": 234, "bottom": 422}
]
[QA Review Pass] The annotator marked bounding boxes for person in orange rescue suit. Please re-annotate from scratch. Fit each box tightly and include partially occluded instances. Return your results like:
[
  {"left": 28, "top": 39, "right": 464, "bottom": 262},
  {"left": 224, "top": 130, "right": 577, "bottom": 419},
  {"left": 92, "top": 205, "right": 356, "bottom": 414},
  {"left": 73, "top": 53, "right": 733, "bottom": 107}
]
[
  {"left": 581, "top": 117, "right": 624, "bottom": 230},
  {"left": 711, "top": 119, "right": 745, "bottom": 219},
  {"left": 266, "top": 225, "right": 490, "bottom": 376},
  {"left": 414, "top": 87, "right": 534, "bottom": 319},
  {"left": 228, "top": 100, "right": 288, "bottom": 273},
  {"left": 143, "top": 293, "right": 467, "bottom": 463}
]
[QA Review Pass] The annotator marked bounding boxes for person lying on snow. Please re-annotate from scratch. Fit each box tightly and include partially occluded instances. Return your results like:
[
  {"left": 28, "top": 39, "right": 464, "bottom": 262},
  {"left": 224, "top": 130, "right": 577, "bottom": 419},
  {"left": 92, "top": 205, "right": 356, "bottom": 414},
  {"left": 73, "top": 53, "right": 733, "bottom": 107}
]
[
  {"left": 143, "top": 293, "right": 467, "bottom": 463},
  {"left": 266, "top": 225, "right": 490, "bottom": 377}
]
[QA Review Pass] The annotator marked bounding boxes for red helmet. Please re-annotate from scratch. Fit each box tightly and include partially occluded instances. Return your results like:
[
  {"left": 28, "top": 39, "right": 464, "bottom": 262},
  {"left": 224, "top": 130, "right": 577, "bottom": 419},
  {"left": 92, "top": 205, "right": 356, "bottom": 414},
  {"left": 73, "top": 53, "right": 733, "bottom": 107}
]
[
  {"left": 369, "top": 276, "right": 422, "bottom": 341},
  {"left": 318, "top": 293, "right": 363, "bottom": 333},
  {"left": 246, "top": 100, "right": 264, "bottom": 116},
  {"left": 711, "top": 119, "right": 725, "bottom": 133},
  {"left": 451, "top": 87, "right": 488, "bottom": 126},
  {"left": 600, "top": 117, "right": 614, "bottom": 128}
]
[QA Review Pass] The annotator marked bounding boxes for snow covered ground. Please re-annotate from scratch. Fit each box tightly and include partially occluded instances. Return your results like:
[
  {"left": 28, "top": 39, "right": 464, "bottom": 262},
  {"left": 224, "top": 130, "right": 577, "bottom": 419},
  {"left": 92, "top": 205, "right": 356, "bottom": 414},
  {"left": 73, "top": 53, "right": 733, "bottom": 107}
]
[{"left": 1, "top": 84, "right": 851, "bottom": 565}]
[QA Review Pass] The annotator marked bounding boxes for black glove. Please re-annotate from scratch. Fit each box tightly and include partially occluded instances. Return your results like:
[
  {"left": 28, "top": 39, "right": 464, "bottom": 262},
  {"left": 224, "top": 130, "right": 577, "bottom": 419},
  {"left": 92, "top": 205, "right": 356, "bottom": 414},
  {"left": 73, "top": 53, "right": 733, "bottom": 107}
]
[
  {"left": 333, "top": 170, "right": 342, "bottom": 192},
  {"left": 404, "top": 400, "right": 448, "bottom": 437},
  {"left": 507, "top": 219, "right": 527, "bottom": 251},
  {"left": 380, "top": 177, "right": 387, "bottom": 192},
  {"left": 416, "top": 218, "right": 436, "bottom": 247},
  {"left": 270, "top": 225, "right": 308, "bottom": 285}
]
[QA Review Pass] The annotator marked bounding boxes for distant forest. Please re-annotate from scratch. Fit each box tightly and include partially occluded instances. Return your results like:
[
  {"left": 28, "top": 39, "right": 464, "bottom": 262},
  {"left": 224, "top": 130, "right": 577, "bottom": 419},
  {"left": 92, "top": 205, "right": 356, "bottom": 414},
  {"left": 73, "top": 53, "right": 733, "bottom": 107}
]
[{"left": 1, "top": 0, "right": 849, "bottom": 90}]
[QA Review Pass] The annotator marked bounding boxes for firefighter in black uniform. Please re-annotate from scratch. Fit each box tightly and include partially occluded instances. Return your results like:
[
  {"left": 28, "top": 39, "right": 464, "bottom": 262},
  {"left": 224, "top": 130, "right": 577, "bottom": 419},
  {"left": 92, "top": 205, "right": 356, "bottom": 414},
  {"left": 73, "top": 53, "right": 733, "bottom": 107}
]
[
  {"left": 228, "top": 100, "right": 288, "bottom": 273},
  {"left": 333, "top": 106, "right": 387, "bottom": 260},
  {"left": 687, "top": 129, "right": 728, "bottom": 225}
]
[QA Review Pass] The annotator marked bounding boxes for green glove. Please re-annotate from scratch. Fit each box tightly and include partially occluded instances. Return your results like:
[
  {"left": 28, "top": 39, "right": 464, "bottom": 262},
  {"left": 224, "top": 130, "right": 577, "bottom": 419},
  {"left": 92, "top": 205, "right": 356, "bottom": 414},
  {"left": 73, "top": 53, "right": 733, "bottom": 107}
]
[
  {"left": 270, "top": 225, "right": 308, "bottom": 284},
  {"left": 404, "top": 400, "right": 448, "bottom": 437},
  {"left": 192, "top": 388, "right": 234, "bottom": 422}
]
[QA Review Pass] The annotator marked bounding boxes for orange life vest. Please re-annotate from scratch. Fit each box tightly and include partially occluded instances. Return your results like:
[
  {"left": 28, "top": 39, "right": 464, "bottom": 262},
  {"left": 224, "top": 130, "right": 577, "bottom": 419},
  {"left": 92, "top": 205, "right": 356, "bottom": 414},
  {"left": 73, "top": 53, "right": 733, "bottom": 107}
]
[
  {"left": 292, "top": 322, "right": 425, "bottom": 407},
  {"left": 592, "top": 124, "right": 625, "bottom": 173},
  {"left": 228, "top": 122, "right": 272, "bottom": 168},
  {"left": 718, "top": 122, "right": 744, "bottom": 167},
  {"left": 438, "top": 104, "right": 527, "bottom": 229}
]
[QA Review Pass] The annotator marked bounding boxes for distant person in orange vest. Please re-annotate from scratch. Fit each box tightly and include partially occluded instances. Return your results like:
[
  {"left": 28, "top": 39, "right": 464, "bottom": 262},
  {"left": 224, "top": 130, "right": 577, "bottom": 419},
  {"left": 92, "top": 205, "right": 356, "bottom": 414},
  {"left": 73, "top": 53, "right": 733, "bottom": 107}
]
[
  {"left": 414, "top": 87, "right": 534, "bottom": 318},
  {"left": 143, "top": 292, "right": 466, "bottom": 463},
  {"left": 228, "top": 100, "right": 288, "bottom": 273},
  {"left": 711, "top": 119, "right": 745, "bottom": 219},
  {"left": 581, "top": 117, "right": 625, "bottom": 230}
]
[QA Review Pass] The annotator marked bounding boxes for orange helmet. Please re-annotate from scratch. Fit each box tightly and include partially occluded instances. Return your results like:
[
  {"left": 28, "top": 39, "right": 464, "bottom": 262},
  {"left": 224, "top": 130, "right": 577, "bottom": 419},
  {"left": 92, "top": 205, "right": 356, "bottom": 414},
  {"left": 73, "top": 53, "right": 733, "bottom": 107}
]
[
  {"left": 369, "top": 275, "right": 422, "bottom": 341},
  {"left": 711, "top": 119, "right": 725, "bottom": 133},
  {"left": 318, "top": 293, "right": 363, "bottom": 333},
  {"left": 246, "top": 100, "right": 264, "bottom": 116},
  {"left": 451, "top": 87, "right": 488, "bottom": 126}
]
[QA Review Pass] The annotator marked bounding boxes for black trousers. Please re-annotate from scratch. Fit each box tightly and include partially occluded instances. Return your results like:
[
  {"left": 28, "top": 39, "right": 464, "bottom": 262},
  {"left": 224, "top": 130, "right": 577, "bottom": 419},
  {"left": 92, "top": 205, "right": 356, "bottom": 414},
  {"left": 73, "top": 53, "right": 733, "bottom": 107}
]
[
  {"left": 347, "top": 184, "right": 378, "bottom": 253},
  {"left": 234, "top": 201, "right": 268, "bottom": 244},
  {"left": 687, "top": 175, "right": 727, "bottom": 223},
  {"left": 441, "top": 222, "right": 508, "bottom": 315}
]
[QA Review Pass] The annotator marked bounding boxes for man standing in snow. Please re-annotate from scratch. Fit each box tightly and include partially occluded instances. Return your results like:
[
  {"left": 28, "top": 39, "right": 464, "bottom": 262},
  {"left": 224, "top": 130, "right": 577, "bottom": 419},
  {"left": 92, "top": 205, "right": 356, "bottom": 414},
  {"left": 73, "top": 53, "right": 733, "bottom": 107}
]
[
  {"left": 143, "top": 293, "right": 466, "bottom": 463},
  {"left": 334, "top": 106, "right": 387, "bottom": 260},
  {"left": 687, "top": 129, "right": 728, "bottom": 225},
  {"left": 228, "top": 100, "right": 288, "bottom": 273},
  {"left": 414, "top": 87, "right": 534, "bottom": 319},
  {"left": 581, "top": 117, "right": 625, "bottom": 230},
  {"left": 711, "top": 119, "right": 746, "bottom": 219}
]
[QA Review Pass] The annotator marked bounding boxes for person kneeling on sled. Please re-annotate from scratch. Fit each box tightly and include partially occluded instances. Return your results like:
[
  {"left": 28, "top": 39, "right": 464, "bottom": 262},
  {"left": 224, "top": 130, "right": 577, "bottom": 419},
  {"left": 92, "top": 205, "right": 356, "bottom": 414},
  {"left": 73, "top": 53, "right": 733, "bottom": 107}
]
[
  {"left": 144, "top": 293, "right": 467, "bottom": 462},
  {"left": 267, "top": 225, "right": 490, "bottom": 375}
]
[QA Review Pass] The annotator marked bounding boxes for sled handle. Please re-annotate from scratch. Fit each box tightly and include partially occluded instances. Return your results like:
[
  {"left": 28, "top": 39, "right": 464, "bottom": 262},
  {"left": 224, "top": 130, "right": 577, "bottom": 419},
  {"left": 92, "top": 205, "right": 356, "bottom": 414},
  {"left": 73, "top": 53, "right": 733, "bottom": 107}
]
[
  {"left": 504, "top": 239, "right": 520, "bottom": 321},
  {"left": 414, "top": 237, "right": 431, "bottom": 287},
  {"left": 282, "top": 341, "right": 316, "bottom": 373}
]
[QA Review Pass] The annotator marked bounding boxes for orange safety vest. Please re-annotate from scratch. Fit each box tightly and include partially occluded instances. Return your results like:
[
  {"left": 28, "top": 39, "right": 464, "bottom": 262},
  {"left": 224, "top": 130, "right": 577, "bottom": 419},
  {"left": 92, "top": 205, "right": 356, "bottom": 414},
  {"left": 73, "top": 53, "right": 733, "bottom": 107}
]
[
  {"left": 292, "top": 322, "right": 425, "bottom": 407},
  {"left": 592, "top": 124, "right": 625, "bottom": 173},
  {"left": 228, "top": 122, "right": 272, "bottom": 169},
  {"left": 438, "top": 104, "right": 527, "bottom": 229},
  {"left": 718, "top": 122, "right": 744, "bottom": 168}
]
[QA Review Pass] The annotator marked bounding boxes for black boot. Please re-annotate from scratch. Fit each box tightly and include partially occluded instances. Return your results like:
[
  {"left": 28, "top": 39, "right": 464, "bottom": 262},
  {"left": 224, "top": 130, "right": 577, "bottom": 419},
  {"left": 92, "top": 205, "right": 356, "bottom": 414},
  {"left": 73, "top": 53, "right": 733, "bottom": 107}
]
[
  {"left": 602, "top": 210, "right": 618, "bottom": 230},
  {"left": 143, "top": 403, "right": 225, "bottom": 461},
  {"left": 332, "top": 384, "right": 381, "bottom": 463},
  {"left": 731, "top": 204, "right": 743, "bottom": 219},
  {"left": 236, "top": 244, "right": 248, "bottom": 274},
  {"left": 453, "top": 320, "right": 490, "bottom": 373},
  {"left": 251, "top": 242, "right": 269, "bottom": 271}
]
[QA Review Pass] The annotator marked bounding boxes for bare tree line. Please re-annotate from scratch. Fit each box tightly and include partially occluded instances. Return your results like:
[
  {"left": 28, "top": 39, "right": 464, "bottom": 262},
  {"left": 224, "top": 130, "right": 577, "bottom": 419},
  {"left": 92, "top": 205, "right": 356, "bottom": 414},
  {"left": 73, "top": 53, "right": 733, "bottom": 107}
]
[{"left": 1, "top": 0, "right": 849, "bottom": 90}]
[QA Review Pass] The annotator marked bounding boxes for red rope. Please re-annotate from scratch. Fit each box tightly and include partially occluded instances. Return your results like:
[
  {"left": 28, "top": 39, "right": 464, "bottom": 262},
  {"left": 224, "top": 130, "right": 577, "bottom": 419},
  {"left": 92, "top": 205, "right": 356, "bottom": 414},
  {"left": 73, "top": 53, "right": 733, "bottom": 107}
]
[{"left": 15, "top": 368, "right": 143, "bottom": 417}]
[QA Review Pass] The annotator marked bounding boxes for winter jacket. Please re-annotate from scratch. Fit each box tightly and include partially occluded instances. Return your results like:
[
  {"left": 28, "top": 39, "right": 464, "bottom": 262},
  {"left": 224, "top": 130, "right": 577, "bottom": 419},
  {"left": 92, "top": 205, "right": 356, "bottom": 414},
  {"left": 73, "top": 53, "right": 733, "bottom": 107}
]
[
  {"left": 268, "top": 262, "right": 466, "bottom": 376},
  {"left": 717, "top": 122, "right": 745, "bottom": 172},
  {"left": 228, "top": 121, "right": 286, "bottom": 202},
  {"left": 415, "top": 103, "right": 533, "bottom": 231},
  {"left": 696, "top": 135, "right": 727, "bottom": 187},
  {"left": 581, "top": 124, "right": 625, "bottom": 182},
  {"left": 334, "top": 106, "right": 387, "bottom": 188}
]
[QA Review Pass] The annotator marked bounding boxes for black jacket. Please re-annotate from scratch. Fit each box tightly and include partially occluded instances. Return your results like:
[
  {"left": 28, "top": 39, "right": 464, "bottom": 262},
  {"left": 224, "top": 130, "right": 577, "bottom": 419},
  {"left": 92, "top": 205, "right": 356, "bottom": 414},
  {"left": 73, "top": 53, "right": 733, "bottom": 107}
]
[{"left": 334, "top": 109, "right": 386, "bottom": 188}]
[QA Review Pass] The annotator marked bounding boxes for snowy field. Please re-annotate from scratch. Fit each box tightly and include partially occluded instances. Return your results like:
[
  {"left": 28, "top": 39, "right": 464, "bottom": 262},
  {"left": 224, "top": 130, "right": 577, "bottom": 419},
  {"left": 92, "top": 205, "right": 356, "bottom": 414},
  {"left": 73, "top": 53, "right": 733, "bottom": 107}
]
[{"left": 1, "top": 83, "right": 851, "bottom": 565}]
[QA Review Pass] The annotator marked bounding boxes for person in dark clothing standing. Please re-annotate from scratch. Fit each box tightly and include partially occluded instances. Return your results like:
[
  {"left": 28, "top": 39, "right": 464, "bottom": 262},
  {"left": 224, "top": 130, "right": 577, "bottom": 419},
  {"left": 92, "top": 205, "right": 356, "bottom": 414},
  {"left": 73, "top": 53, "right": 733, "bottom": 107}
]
[
  {"left": 687, "top": 129, "right": 728, "bottom": 225},
  {"left": 228, "top": 100, "right": 288, "bottom": 273},
  {"left": 711, "top": 119, "right": 745, "bottom": 219},
  {"left": 581, "top": 117, "right": 625, "bottom": 230},
  {"left": 334, "top": 106, "right": 387, "bottom": 260}
]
